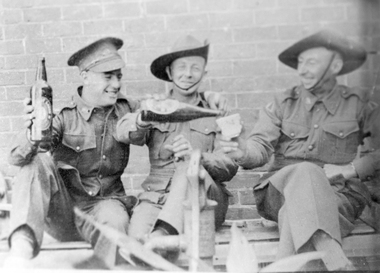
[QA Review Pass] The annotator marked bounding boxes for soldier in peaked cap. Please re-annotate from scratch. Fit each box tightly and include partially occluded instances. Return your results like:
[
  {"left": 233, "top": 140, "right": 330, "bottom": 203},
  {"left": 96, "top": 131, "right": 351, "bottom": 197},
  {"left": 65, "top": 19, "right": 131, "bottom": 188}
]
[
  {"left": 6, "top": 36, "right": 228, "bottom": 269},
  {"left": 116, "top": 35, "right": 238, "bottom": 259},
  {"left": 6, "top": 37, "right": 141, "bottom": 269},
  {"left": 217, "top": 29, "right": 378, "bottom": 271}
]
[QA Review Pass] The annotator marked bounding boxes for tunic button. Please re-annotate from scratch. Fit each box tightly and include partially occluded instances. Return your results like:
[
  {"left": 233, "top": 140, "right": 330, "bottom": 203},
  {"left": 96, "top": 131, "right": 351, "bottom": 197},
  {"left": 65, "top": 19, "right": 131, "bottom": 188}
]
[
  {"left": 205, "top": 128, "right": 209, "bottom": 132},
  {"left": 308, "top": 145, "right": 314, "bottom": 151},
  {"left": 76, "top": 146, "right": 80, "bottom": 151},
  {"left": 314, "top": 124, "right": 319, "bottom": 129},
  {"left": 99, "top": 174, "right": 103, "bottom": 179},
  {"left": 147, "top": 186, "right": 151, "bottom": 191},
  {"left": 89, "top": 191, "right": 93, "bottom": 196},
  {"left": 339, "top": 132, "right": 344, "bottom": 137},
  {"left": 102, "top": 155, "right": 106, "bottom": 160},
  {"left": 290, "top": 133, "right": 295, "bottom": 137}
]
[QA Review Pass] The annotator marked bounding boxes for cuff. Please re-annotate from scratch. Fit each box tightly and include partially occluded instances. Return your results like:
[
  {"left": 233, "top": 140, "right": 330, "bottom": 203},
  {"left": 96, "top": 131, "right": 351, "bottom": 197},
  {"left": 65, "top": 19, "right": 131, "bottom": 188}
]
[{"left": 353, "top": 156, "right": 376, "bottom": 181}]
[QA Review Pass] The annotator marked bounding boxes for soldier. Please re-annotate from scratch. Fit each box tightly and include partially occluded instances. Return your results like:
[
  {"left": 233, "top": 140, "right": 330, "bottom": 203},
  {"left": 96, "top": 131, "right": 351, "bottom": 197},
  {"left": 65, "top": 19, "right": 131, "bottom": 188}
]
[
  {"left": 217, "top": 29, "right": 377, "bottom": 271},
  {"left": 5, "top": 36, "right": 227, "bottom": 268},
  {"left": 116, "top": 35, "right": 238, "bottom": 252}
]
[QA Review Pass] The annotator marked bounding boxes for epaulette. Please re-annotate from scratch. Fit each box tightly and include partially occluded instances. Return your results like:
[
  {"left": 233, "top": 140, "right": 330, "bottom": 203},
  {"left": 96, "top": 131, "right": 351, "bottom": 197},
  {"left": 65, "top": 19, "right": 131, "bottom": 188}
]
[
  {"left": 340, "top": 85, "right": 370, "bottom": 102},
  {"left": 60, "top": 99, "right": 77, "bottom": 112},
  {"left": 280, "top": 86, "right": 300, "bottom": 102}
]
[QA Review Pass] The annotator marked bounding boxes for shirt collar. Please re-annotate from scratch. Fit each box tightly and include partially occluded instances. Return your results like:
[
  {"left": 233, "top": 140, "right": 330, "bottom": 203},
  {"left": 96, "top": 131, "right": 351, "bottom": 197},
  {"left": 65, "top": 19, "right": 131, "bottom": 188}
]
[
  {"left": 73, "top": 86, "right": 117, "bottom": 121},
  {"left": 302, "top": 81, "right": 340, "bottom": 115},
  {"left": 168, "top": 90, "right": 205, "bottom": 108}
]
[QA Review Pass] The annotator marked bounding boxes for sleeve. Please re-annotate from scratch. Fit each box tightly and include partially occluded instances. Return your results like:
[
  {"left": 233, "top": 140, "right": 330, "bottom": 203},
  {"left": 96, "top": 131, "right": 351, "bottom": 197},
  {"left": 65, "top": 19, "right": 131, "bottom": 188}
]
[
  {"left": 8, "top": 112, "right": 63, "bottom": 167},
  {"left": 116, "top": 111, "right": 151, "bottom": 146},
  {"left": 354, "top": 102, "right": 380, "bottom": 180},
  {"left": 353, "top": 149, "right": 380, "bottom": 181},
  {"left": 237, "top": 96, "right": 283, "bottom": 169},
  {"left": 201, "top": 136, "right": 239, "bottom": 183}
]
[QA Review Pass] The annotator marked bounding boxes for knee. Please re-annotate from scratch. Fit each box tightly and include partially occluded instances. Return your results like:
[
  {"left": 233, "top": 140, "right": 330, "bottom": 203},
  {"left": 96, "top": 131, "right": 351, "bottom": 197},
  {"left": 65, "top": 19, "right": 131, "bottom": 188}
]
[
  {"left": 293, "top": 162, "right": 321, "bottom": 173},
  {"left": 95, "top": 200, "right": 130, "bottom": 230}
]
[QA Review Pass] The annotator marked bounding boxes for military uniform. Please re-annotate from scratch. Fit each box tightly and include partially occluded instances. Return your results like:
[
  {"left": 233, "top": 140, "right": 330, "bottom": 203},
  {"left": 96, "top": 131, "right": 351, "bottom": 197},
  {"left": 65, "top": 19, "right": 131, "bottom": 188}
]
[
  {"left": 8, "top": 37, "right": 139, "bottom": 268},
  {"left": 116, "top": 93, "right": 237, "bottom": 239},
  {"left": 233, "top": 30, "right": 377, "bottom": 260}
]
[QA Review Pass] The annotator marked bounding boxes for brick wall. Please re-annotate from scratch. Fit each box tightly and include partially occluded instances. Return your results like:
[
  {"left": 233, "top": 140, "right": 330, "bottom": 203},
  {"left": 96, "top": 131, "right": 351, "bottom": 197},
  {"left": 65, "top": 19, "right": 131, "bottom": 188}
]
[{"left": 1, "top": 0, "right": 379, "bottom": 220}]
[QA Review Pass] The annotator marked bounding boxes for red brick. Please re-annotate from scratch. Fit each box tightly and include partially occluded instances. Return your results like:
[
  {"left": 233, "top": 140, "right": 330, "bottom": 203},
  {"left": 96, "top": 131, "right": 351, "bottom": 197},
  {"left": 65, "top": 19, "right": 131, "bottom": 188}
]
[
  {"left": 301, "top": 7, "right": 345, "bottom": 22},
  {"left": 209, "top": 11, "right": 253, "bottom": 29},
  {"left": 0, "top": 58, "right": 4, "bottom": 70},
  {"left": 0, "top": 72, "right": 25, "bottom": 85},
  {"left": 23, "top": 8, "right": 61, "bottom": 23},
  {"left": 0, "top": 118, "right": 11, "bottom": 132},
  {"left": 207, "top": 61, "right": 233, "bottom": 77},
  {"left": 4, "top": 55, "right": 37, "bottom": 70},
  {"left": 166, "top": 14, "right": 209, "bottom": 31},
  {"left": 277, "top": 0, "right": 324, "bottom": 7},
  {"left": 189, "top": 0, "right": 233, "bottom": 12},
  {"left": 146, "top": 0, "right": 188, "bottom": 15},
  {"left": 233, "top": 59, "right": 276, "bottom": 76},
  {"left": 255, "top": 8, "right": 299, "bottom": 26},
  {"left": 64, "top": 68, "right": 82, "bottom": 84},
  {"left": 10, "top": 117, "right": 25, "bottom": 132},
  {"left": 25, "top": 68, "right": 64, "bottom": 85},
  {"left": 0, "top": 102, "right": 24, "bottom": 117},
  {"left": 126, "top": 47, "right": 167, "bottom": 65},
  {"left": 124, "top": 17, "right": 165, "bottom": 34},
  {"left": 2, "top": 0, "right": 34, "bottom": 8},
  {"left": 124, "top": 80, "right": 166, "bottom": 97},
  {"left": 255, "top": 75, "right": 299, "bottom": 91},
  {"left": 6, "top": 86, "right": 29, "bottom": 101},
  {"left": 83, "top": 20, "right": 123, "bottom": 35},
  {"left": 104, "top": 2, "right": 142, "bottom": 18},
  {"left": 0, "top": 88, "right": 6, "bottom": 101},
  {"left": 62, "top": 37, "right": 100, "bottom": 53},
  {"left": 210, "top": 77, "right": 257, "bottom": 93},
  {"left": 25, "top": 38, "right": 62, "bottom": 54},
  {"left": 228, "top": 190, "right": 239, "bottom": 205},
  {"left": 236, "top": 92, "right": 277, "bottom": 109},
  {"left": 4, "top": 24, "right": 43, "bottom": 39},
  {"left": 120, "top": 33, "right": 146, "bottom": 50},
  {"left": 239, "top": 189, "right": 256, "bottom": 205},
  {"left": 52, "top": 83, "right": 81, "bottom": 100},
  {"left": 225, "top": 207, "right": 260, "bottom": 220},
  {"left": 233, "top": 26, "right": 277, "bottom": 42},
  {"left": 62, "top": 5, "right": 103, "bottom": 21},
  {"left": 255, "top": 41, "right": 290, "bottom": 59},
  {"left": 43, "top": 22, "right": 82, "bottom": 37},
  {"left": 2, "top": 10, "right": 23, "bottom": 25},
  {"left": 0, "top": 40, "right": 25, "bottom": 55},
  {"left": 44, "top": 53, "right": 72, "bottom": 68},
  {"left": 233, "top": 0, "right": 275, "bottom": 10},
  {"left": 211, "top": 43, "right": 256, "bottom": 60},
  {"left": 123, "top": 64, "right": 148, "bottom": 81},
  {"left": 187, "top": 29, "right": 233, "bottom": 45}
]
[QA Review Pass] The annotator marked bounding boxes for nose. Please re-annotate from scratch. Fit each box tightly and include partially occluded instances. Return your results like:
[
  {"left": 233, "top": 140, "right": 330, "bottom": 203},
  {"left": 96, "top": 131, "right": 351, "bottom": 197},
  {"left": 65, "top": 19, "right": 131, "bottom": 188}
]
[
  {"left": 110, "top": 76, "right": 121, "bottom": 89},
  {"left": 297, "top": 63, "right": 307, "bottom": 75},
  {"left": 184, "top": 67, "right": 192, "bottom": 78}
]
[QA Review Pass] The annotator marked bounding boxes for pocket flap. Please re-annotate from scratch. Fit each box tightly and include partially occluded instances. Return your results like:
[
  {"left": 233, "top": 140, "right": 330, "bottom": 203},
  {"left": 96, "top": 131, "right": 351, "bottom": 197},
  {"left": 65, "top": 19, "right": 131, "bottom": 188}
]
[
  {"left": 190, "top": 117, "right": 217, "bottom": 135},
  {"left": 62, "top": 134, "right": 96, "bottom": 152},
  {"left": 322, "top": 121, "right": 359, "bottom": 139},
  {"left": 281, "top": 121, "right": 310, "bottom": 139}
]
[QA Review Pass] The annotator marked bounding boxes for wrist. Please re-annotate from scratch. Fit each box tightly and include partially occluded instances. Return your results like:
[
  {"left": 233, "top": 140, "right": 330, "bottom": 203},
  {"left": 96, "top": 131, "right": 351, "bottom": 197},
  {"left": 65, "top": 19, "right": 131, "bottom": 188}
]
[{"left": 136, "top": 112, "right": 152, "bottom": 130}]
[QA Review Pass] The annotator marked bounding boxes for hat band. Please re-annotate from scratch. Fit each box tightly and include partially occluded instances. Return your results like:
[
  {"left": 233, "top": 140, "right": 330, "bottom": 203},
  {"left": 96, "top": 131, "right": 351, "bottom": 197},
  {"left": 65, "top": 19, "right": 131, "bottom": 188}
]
[{"left": 83, "top": 53, "right": 122, "bottom": 72}]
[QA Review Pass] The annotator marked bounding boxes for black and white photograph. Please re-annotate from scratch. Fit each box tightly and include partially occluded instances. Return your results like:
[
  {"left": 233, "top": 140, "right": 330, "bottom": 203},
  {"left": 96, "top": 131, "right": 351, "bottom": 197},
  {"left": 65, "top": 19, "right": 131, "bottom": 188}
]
[{"left": 0, "top": 0, "right": 379, "bottom": 272}]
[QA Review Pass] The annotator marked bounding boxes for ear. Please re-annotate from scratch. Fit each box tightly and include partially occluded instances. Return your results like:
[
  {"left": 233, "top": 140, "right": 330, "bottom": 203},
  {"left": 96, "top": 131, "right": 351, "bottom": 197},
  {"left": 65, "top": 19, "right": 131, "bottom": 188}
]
[
  {"left": 331, "top": 58, "right": 343, "bottom": 75},
  {"left": 80, "top": 71, "right": 89, "bottom": 84},
  {"left": 165, "top": 66, "right": 173, "bottom": 81}
]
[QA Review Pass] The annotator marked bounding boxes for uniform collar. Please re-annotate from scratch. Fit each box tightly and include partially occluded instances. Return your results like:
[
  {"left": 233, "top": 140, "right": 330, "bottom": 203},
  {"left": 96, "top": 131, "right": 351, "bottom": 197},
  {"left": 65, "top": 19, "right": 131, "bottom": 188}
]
[
  {"left": 168, "top": 90, "right": 205, "bottom": 107},
  {"left": 74, "top": 86, "right": 117, "bottom": 121},
  {"left": 302, "top": 81, "right": 340, "bottom": 115}
]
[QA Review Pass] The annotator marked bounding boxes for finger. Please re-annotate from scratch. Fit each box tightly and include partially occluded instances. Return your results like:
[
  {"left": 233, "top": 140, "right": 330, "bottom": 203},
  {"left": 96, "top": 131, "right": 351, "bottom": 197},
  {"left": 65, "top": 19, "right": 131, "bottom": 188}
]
[
  {"left": 23, "top": 105, "right": 34, "bottom": 115},
  {"left": 218, "top": 134, "right": 232, "bottom": 142},
  {"left": 174, "top": 150, "right": 191, "bottom": 159},
  {"left": 199, "top": 169, "right": 207, "bottom": 180},
  {"left": 221, "top": 146, "right": 237, "bottom": 153},
  {"left": 172, "top": 143, "right": 191, "bottom": 153},
  {"left": 23, "top": 97, "right": 32, "bottom": 106},
  {"left": 172, "top": 134, "right": 185, "bottom": 142},
  {"left": 164, "top": 144, "right": 174, "bottom": 152}
]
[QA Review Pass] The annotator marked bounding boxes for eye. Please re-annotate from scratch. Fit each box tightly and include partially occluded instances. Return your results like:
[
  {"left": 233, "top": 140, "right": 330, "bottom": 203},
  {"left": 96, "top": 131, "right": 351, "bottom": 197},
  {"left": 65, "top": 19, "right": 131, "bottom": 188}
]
[{"left": 117, "top": 74, "right": 123, "bottom": 80}]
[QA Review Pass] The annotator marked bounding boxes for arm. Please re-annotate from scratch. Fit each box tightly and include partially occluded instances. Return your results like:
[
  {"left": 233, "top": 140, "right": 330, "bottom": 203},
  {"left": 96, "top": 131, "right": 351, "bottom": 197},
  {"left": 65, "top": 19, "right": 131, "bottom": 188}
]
[
  {"left": 218, "top": 100, "right": 282, "bottom": 169},
  {"left": 116, "top": 111, "right": 151, "bottom": 146}
]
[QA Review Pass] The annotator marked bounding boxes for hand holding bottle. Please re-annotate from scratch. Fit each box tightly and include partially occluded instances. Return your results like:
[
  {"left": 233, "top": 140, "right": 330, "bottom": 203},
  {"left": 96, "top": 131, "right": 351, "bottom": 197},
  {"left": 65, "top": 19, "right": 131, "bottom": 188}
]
[{"left": 164, "top": 134, "right": 193, "bottom": 162}]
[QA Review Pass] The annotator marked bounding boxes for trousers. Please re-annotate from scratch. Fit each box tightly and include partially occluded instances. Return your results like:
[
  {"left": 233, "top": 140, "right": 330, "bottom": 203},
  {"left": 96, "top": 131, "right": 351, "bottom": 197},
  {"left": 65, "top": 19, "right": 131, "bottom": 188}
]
[
  {"left": 253, "top": 162, "right": 370, "bottom": 258},
  {"left": 128, "top": 164, "right": 229, "bottom": 240},
  {"left": 9, "top": 153, "right": 132, "bottom": 268}
]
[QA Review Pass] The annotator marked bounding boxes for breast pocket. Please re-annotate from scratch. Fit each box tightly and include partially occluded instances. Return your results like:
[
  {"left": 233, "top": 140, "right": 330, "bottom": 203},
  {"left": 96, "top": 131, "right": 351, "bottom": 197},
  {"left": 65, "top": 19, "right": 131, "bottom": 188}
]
[
  {"left": 61, "top": 134, "right": 97, "bottom": 169},
  {"left": 151, "top": 123, "right": 176, "bottom": 160},
  {"left": 62, "top": 134, "right": 96, "bottom": 153},
  {"left": 279, "top": 121, "right": 310, "bottom": 156},
  {"left": 320, "top": 121, "right": 360, "bottom": 163},
  {"left": 189, "top": 117, "right": 217, "bottom": 152}
]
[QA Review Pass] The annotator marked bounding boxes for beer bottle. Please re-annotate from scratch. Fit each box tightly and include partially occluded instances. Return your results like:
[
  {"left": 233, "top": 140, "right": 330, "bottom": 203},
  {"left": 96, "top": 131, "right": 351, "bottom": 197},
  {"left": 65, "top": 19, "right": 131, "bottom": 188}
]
[
  {"left": 140, "top": 98, "right": 223, "bottom": 123},
  {"left": 29, "top": 57, "right": 53, "bottom": 144}
]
